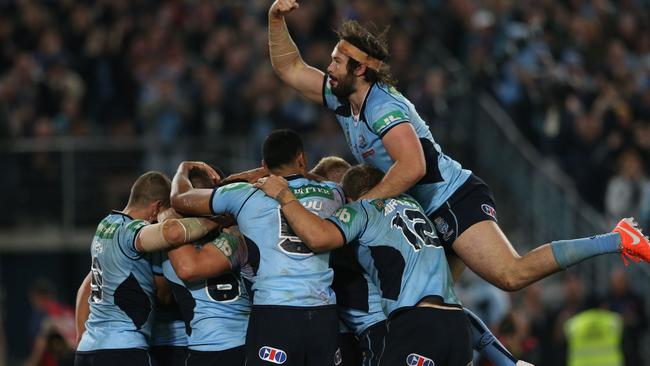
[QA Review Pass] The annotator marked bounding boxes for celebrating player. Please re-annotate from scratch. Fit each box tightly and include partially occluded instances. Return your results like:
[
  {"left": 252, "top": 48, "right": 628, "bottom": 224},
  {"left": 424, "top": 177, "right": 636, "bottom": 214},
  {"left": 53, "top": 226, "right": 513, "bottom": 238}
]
[
  {"left": 267, "top": 0, "right": 649, "bottom": 296},
  {"left": 171, "top": 130, "right": 345, "bottom": 366},
  {"left": 75, "top": 171, "right": 221, "bottom": 365}
]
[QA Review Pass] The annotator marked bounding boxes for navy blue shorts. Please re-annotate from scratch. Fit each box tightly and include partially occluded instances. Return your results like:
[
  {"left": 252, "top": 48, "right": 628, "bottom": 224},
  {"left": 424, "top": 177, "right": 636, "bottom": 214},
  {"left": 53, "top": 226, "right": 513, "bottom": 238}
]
[
  {"left": 185, "top": 346, "right": 245, "bottom": 366},
  {"left": 75, "top": 348, "right": 155, "bottom": 366},
  {"left": 150, "top": 346, "right": 187, "bottom": 366},
  {"left": 358, "top": 320, "right": 386, "bottom": 366},
  {"left": 427, "top": 174, "right": 497, "bottom": 250},
  {"left": 245, "top": 305, "right": 340, "bottom": 366},
  {"left": 381, "top": 308, "right": 471, "bottom": 366}
]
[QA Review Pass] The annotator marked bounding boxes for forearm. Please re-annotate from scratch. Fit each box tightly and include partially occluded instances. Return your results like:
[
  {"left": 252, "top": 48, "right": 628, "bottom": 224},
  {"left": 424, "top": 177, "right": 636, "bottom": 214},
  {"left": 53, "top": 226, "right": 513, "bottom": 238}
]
[
  {"left": 268, "top": 12, "right": 302, "bottom": 75},
  {"left": 362, "top": 161, "right": 421, "bottom": 200},
  {"left": 171, "top": 163, "right": 194, "bottom": 208},
  {"left": 137, "top": 217, "right": 218, "bottom": 252}
]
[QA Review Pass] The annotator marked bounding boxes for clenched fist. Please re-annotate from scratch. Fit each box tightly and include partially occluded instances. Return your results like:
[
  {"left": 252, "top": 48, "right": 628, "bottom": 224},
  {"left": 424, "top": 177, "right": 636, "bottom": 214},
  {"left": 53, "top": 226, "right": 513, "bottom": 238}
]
[{"left": 269, "top": 0, "right": 299, "bottom": 18}]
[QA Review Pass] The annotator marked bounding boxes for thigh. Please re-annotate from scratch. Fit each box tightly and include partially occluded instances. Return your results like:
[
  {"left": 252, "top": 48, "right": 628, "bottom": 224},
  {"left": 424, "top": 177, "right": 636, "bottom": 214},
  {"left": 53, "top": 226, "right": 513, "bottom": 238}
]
[
  {"left": 150, "top": 346, "right": 187, "bottom": 366},
  {"left": 186, "top": 347, "right": 245, "bottom": 366},
  {"left": 428, "top": 175, "right": 498, "bottom": 250}
]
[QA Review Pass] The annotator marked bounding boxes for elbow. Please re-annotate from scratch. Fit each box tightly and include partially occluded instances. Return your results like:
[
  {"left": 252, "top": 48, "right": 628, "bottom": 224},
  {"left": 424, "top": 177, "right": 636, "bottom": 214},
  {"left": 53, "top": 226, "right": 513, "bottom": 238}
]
[
  {"left": 412, "top": 161, "right": 426, "bottom": 183},
  {"left": 304, "top": 236, "right": 333, "bottom": 253},
  {"left": 493, "top": 272, "right": 527, "bottom": 292},
  {"left": 170, "top": 194, "right": 185, "bottom": 213},
  {"left": 162, "top": 220, "right": 185, "bottom": 245}
]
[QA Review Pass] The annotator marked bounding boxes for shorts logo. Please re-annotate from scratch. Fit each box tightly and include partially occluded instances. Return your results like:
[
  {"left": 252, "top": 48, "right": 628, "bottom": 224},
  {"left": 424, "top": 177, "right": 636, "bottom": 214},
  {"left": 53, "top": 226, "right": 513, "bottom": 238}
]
[
  {"left": 334, "top": 348, "right": 342, "bottom": 365},
  {"left": 259, "top": 346, "right": 287, "bottom": 364},
  {"left": 406, "top": 353, "right": 434, "bottom": 366},
  {"left": 481, "top": 204, "right": 497, "bottom": 220},
  {"left": 434, "top": 217, "right": 454, "bottom": 241}
]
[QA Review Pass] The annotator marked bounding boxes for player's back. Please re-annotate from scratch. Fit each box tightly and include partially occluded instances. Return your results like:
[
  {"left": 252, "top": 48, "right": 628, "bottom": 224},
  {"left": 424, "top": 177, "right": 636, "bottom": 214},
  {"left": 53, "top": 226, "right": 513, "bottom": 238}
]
[
  {"left": 162, "top": 251, "right": 250, "bottom": 351},
  {"left": 78, "top": 211, "right": 154, "bottom": 351},
  {"left": 211, "top": 175, "right": 345, "bottom": 307},
  {"left": 329, "top": 195, "right": 460, "bottom": 315}
]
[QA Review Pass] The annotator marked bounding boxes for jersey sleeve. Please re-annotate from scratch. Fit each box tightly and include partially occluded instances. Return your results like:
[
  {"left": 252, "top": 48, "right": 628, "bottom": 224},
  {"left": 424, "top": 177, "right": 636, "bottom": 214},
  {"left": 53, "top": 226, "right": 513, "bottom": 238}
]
[
  {"left": 118, "top": 219, "right": 149, "bottom": 259},
  {"left": 210, "top": 182, "right": 255, "bottom": 218},
  {"left": 326, "top": 202, "right": 368, "bottom": 244},
  {"left": 322, "top": 75, "right": 344, "bottom": 111},
  {"left": 367, "top": 100, "right": 410, "bottom": 138}
]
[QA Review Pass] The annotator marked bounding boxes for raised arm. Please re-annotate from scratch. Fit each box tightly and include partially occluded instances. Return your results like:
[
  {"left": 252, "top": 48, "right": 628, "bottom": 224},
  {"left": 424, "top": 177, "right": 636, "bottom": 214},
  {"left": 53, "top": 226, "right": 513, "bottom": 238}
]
[
  {"left": 255, "top": 176, "right": 344, "bottom": 251},
  {"left": 269, "top": 0, "right": 325, "bottom": 104},
  {"left": 171, "top": 161, "right": 220, "bottom": 216},
  {"left": 359, "top": 123, "right": 426, "bottom": 200}
]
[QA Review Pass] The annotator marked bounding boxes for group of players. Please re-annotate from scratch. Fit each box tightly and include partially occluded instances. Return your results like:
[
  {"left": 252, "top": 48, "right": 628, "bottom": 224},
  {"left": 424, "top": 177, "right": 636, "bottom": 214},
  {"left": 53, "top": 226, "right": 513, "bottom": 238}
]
[{"left": 73, "top": 1, "right": 650, "bottom": 365}]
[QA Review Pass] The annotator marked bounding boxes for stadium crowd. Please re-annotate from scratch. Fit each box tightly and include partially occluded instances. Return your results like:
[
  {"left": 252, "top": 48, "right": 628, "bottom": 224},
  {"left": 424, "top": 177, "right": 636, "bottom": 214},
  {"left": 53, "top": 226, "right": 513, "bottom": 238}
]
[
  {"left": 1, "top": 0, "right": 649, "bottom": 224},
  {"left": 1, "top": 0, "right": 649, "bottom": 365}
]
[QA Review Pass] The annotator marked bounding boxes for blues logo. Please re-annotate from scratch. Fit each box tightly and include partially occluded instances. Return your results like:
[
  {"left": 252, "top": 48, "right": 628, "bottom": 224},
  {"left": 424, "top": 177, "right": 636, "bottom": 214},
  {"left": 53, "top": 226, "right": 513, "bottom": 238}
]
[
  {"left": 481, "top": 204, "right": 497, "bottom": 220},
  {"left": 259, "top": 346, "right": 287, "bottom": 364},
  {"left": 406, "top": 353, "right": 434, "bottom": 366}
]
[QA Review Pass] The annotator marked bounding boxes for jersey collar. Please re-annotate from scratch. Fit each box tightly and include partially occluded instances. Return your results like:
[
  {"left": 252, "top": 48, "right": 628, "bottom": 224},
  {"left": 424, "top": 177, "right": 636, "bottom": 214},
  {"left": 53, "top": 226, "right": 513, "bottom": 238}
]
[
  {"left": 111, "top": 210, "right": 134, "bottom": 220},
  {"left": 284, "top": 174, "right": 304, "bottom": 181}
]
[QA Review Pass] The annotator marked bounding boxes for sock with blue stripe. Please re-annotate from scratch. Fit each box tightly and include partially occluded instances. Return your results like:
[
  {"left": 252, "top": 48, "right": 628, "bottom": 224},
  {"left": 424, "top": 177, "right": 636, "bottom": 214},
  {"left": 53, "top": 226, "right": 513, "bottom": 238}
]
[{"left": 550, "top": 233, "right": 621, "bottom": 270}]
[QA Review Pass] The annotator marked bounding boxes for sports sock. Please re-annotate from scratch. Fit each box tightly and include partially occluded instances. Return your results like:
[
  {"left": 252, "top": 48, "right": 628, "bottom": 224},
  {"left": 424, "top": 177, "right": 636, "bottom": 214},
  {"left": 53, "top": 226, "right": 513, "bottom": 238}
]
[
  {"left": 465, "top": 308, "right": 517, "bottom": 366},
  {"left": 550, "top": 233, "right": 621, "bottom": 270}
]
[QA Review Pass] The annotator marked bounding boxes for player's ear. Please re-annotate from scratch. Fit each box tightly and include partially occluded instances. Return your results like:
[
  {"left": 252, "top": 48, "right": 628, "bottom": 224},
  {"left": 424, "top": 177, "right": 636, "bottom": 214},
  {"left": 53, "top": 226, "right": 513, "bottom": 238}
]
[{"left": 355, "top": 64, "right": 366, "bottom": 77}]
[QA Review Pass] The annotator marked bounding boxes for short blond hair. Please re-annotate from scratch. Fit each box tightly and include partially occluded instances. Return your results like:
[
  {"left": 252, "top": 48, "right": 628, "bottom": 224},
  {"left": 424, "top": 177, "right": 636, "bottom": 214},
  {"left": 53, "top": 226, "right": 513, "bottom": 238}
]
[{"left": 310, "top": 156, "right": 351, "bottom": 183}]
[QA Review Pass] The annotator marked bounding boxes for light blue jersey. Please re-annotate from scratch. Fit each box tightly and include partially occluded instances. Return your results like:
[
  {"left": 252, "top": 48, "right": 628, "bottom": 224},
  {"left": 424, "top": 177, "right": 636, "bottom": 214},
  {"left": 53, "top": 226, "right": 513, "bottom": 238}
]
[
  {"left": 323, "top": 77, "right": 471, "bottom": 214},
  {"left": 163, "top": 248, "right": 250, "bottom": 351},
  {"left": 150, "top": 252, "right": 187, "bottom": 347},
  {"left": 327, "top": 196, "right": 460, "bottom": 316},
  {"left": 210, "top": 175, "right": 345, "bottom": 307},
  {"left": 330, "top": 246, "right": 386, "bottom": 336},
  {"left": 78, "top": 211, "right": 154, "bottom": 351}
]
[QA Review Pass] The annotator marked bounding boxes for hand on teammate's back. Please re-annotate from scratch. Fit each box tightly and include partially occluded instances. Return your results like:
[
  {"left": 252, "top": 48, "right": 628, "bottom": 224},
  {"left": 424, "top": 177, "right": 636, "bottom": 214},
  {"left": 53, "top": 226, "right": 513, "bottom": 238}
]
[
  {"left": 270, "top": 0, "right": 299, "bottom": 18},
  {"left": 254, "top": 175, "right": 289, "bottom": 200}
]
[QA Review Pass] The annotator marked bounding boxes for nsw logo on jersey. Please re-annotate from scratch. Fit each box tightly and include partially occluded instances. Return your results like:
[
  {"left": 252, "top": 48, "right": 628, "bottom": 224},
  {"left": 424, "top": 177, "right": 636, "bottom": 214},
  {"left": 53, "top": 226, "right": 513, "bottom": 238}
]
[
  {"left": 406, "top": 353, "right": 434, "bottom": 366},
  {"left": 259, "top": 346, "right": 287, "bottom": 364}
]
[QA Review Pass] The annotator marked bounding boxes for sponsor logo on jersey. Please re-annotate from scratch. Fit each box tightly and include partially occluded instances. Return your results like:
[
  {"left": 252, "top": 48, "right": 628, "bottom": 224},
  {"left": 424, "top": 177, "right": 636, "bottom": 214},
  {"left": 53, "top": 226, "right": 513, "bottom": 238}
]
[
  {"left": 370, "top": 199, "right": 385, "bottom": 212},
  {"left": 259, "top": 346, "right": 287, "bottom": 364},
  {"left": 333, "top": 206, "right": 357, "bottom": 225},
  {"left": 362, "top": 149, "right": 375, "bottom": 158},
  {"left": 291, "top": 184, "right": 334, "bottom": 199},
  {"left": 481, "top": 204, "right": 497, "bottom": 220},
  {"left": 406, "top": 353, "right": 434, "bottom": 366},
  {"left": 372, "top": 110, "right": 406, "bottom": 134}
]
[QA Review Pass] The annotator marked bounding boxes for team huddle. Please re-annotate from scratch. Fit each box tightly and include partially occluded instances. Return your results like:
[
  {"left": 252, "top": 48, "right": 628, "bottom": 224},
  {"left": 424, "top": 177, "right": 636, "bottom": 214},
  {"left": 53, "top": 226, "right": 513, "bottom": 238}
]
[{"left": 73, "top": 1, "right": 650, "bottom": 366}]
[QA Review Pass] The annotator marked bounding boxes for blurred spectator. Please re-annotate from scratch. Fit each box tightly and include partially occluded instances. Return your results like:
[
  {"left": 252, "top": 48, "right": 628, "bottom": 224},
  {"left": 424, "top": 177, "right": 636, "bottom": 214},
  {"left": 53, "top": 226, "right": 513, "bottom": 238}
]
[
  {"left": 604, "top": 149, "right": 650, "bottom": 228},
  {"left": 604, "top": 269, "right": 648, "bottom": 366},
  {"left": 26, "top": 279, "right": 75, "bottom": 366},
  {"left": 564, "top": 295, "right": 624, "bottom": 366},
  {"left": 491, "top": 310, "right": 540, "bottom": 365}
]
